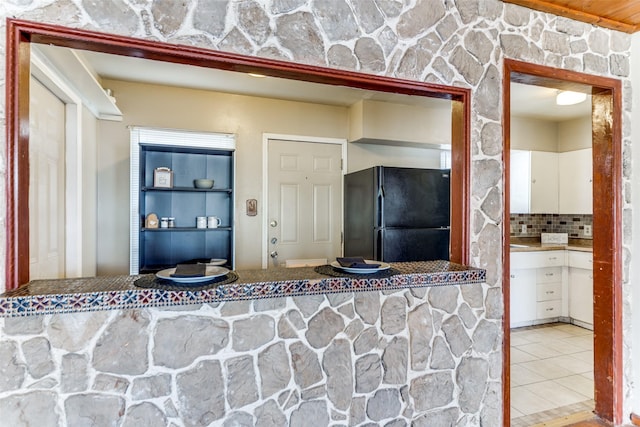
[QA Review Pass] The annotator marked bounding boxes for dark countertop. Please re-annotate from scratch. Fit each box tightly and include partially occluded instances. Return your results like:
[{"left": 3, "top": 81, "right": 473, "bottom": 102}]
[
  {"left": 0, "top": 260, "right": 485, "bottom": 317},
  {"left": 510, "top": 237, "right": 593, "bottom": 253}
]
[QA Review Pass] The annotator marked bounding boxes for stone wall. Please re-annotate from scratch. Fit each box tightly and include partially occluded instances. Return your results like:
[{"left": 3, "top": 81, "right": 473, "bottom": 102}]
[
  {"left": 0, "top": 285, "right": 500, "bottom": 426},
  {"left": 0, "top": 0, "right": 635, "bottom": 422}
]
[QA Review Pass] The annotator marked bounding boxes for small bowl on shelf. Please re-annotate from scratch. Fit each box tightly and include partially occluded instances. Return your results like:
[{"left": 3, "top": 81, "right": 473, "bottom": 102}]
[{"left": 193, "top": 178, "right": 214, "bottom": 189}]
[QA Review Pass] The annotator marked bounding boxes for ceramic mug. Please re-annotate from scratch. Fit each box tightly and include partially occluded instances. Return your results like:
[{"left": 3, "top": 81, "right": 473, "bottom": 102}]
[
  {"left": 207, "top": 216, "right": 221, "bottom": 228},
  {"left": 196, "top": 216, "right": 207, "bottom": 229}
]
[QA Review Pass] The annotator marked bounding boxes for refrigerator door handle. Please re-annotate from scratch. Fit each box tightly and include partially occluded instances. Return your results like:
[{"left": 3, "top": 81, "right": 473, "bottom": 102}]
[
  {"left": 378, "top": 186, "right": 384, "bottom": 227},
  {"left": 377, "top": 228, "right": 384, "bottom": 261}
]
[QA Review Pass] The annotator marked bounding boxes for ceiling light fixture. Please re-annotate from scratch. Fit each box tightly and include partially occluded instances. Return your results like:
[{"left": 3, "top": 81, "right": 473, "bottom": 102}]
[
  {"left": 248, "top": 73, "right": 267, "bottom": 78},
  {"left": 556, "top": 90, "right": 587, "bottom": 106}
]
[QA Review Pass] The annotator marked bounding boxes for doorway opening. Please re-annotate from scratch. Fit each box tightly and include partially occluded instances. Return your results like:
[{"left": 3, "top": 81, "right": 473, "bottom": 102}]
[
  {"left": 502, "top": 59, "right": 623, "bottom": 425},
  {"left": 5, "top": 19, "right": 471, "bottom": 289}
]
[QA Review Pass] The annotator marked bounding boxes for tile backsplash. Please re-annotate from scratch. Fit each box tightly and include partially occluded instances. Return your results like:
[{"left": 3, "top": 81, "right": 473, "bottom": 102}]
[{"left": 510, "top": 213, "right": 593, "bottom": 239}]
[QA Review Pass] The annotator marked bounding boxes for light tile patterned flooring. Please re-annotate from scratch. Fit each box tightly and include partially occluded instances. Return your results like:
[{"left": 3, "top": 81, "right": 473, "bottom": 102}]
[{"left": 511, "top": 323, "right": 595, "bottom": 427}]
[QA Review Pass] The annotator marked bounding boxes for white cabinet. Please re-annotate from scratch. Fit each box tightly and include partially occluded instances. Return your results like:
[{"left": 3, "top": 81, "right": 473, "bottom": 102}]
[
  {"left": 510, "top": 150, "right": 558, "bottom": 214},
  {"left": 536, "top": 266, "right": 563, "bottom": 320},
  {"left": 511, "top": 249, "right": 593, "bottom": 329},
  {"left": 559, "top": 148, "right": 592, "bottom": 214},
  {"left": 530, "top": 151, "right": 559, "bottom": 214},
  {"left": 510, "top": 150, "right": 531, "bottom": 213},
  {"left": 568, "top": 251, "right": 593, "bottom": 329},
  {"left": 510, "top": 268, "right": 537, "bottom": 326},
  {"left": 510, "top": 251, "right": 566, "bottom": 328}
]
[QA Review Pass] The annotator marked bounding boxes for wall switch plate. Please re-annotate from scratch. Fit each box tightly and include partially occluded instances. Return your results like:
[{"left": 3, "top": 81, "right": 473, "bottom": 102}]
[
  {"left": 584, "top": 225, "right": 592, "bottom": 236},
  {"left": 521, "top": 224, "right": 527, "bottom": 233}
]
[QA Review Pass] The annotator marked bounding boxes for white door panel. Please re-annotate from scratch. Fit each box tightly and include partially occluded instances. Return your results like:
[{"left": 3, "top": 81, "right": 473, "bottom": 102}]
[
  {"left": 280, "top": 184, "right": 299, "bottom": 243},
  {"left": 268, "top": 139, "right": 342, "bottom": 267},
  {"left": 29, "top": 76, "right": 66, "bottom": 279},
  {"left": 313, "top": 184, "right": 332, "bottom": 242}
]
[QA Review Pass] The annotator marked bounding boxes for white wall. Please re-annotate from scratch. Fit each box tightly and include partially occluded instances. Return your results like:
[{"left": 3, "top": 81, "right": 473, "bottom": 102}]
[
  {"left": 347, "top": 143, "right": 444, "bottom": 172},
  {"left": 558, "top": 116, "right": 592, "bottom": 152},
  {"left": 511, "top": 116, "right": 558, "bottom": 151},
  {"left": 96, "top": 79, "right": 448, "bottom": 272},
  {"left": 81, "top": 106, "right": 97, "bottom": 277}
]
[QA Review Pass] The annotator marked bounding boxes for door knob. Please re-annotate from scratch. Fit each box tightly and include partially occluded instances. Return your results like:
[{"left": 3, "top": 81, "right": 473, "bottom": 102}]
[
  {"left": 271, "top": 237, "right": 278, "bottom": 244},
  {"left": 270, "top": 220, "right": 278, "bottom": 227},
  {"left": 270, "top": 251, "right": 278, "bottom": 258}
]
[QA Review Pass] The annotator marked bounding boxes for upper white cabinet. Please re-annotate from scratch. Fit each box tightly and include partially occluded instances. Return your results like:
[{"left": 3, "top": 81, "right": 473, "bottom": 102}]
[
  {"left": 559, "top": 148, "right": 593, "bottom": 214},
  {"left": 510, "top": 150, "right": 530, "bottom": 213},
  {"left": 510, "top": 150, "right": 558, "bottom": 214},
  {"left": 511, "top": 149, "right": 592, "bottom": 215},
  {"left": 530, "top": 151, "right": 559, "bottom": 214}
]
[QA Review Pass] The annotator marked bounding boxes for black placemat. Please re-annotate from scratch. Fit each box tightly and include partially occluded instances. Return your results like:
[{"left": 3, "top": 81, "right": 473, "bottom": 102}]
[
  {"left": 134, "top": 271, "right": 238, "bottom": 291},
  {"left": 314, "top": 264, "right": 400, "bottom": 279}
]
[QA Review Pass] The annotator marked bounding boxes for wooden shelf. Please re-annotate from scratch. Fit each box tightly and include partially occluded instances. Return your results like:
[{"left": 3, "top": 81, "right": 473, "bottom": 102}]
[
  {"left": 142, "top": 186, "right": 232, "bottom": 193},
  {"left": 142, "top": 227, "right": 232, "bottom": 232}
]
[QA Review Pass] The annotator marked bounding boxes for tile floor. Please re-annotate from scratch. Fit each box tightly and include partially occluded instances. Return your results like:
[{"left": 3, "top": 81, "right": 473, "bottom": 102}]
[{"left": 511, "top": 323, "right": 594, "bottom": 427}]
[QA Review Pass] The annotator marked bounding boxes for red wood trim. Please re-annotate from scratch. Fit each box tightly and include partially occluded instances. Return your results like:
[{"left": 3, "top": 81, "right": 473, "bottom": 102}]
[
  {"left": 5, "top": 20, "right": 31, "bottom": 289},
  {"left": 450, "top": 94, "right": 472, "bottom": 266},
  {"left": 503, "top": 59, "right": 623, "bottom": 426},
  {"left": 10, "top": 19, "right": 469, "bottom": 100},
  {"left": 591, "top": 81, "right": 624, "bottom": 426},
  {"left": 501, "top": 59, "right": 513, "bottom": 426},
  {"left": 502, "top": 0, "right": 639, "bottom": 33},
  {"left": 631, "top": 412, "right": 640, "bottom": 426},
  {"left": 5, "top": 18, "right": 472, "bottom": 287}
]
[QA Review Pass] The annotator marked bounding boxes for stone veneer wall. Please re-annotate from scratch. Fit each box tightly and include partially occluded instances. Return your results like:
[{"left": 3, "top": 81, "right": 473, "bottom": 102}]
[
  {"left": 0, "top": 0, "right": 634, "bottom": 422},
  {"left": 0, "top": 285, "right": 500, "bottom": 426}
]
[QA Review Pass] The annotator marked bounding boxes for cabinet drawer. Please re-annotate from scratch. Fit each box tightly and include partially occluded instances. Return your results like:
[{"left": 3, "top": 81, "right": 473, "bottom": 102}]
[
  {"left": 511, "top": 250, "right": 565, "bottom": 269},
  {"left": 537, "top": 251, "right": 565, "bottom": 268},
  {"left": 537, "top": 282, "right": 561, "bottom": 301},
  {"left": 568, "top": 251, "right": 593, "bottom": 270},
  {"left": 537, "top": 267, "right": 562, "bottom": 283},
  {"left": 537, "top": 300, "right": 562, "bottom": 319}
]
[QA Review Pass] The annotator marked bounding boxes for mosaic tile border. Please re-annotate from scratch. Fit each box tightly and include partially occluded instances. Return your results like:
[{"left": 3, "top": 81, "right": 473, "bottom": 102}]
[{"left": 0, "top": 262, "right": 485, "bottom": 317}]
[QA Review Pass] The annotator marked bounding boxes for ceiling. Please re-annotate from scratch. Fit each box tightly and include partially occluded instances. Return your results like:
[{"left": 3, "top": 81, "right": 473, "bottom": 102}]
[
  {"left": 511, "top": 82, "right": 591, "bottom": 121},
  {"left": 34, "top": 43, "right": 589, "bottom": 123},
  {"left": 503, "top": 0, "right": 640, "bottom": 33}
]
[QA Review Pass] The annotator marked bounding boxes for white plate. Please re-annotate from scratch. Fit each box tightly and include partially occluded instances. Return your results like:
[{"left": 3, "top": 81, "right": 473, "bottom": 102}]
[
  {"left": 156, "top": 266, "right": 230, "bottom": 283},
  {"left": 198, "top": 258, "right": 227, "bottom": 266},
  {"left": 330, "top": 260, "right": 390, "bottom": 274}
]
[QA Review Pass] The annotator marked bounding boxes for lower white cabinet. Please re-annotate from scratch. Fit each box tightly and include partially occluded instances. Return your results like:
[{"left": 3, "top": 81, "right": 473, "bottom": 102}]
[
  {"left": 510, "top": 268, "right": 537, "bottom": 326},
  {"left": 510, "top": 249, "right": 593, "bottom": 329},
  {"left": 568, "top": 251, "right": 594, "bottom": 329},
  {"left": 510, "top": 251, "right": 567, "bottom": 328}
]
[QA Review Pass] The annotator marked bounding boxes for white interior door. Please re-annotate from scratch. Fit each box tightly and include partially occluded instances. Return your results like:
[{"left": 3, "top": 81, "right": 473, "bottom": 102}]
[
  {"left": 29, "top": 76, "right": 66, "bottom": 279},
  {"left": 267, "top": 139, "right": 342, "bottom": 268}
]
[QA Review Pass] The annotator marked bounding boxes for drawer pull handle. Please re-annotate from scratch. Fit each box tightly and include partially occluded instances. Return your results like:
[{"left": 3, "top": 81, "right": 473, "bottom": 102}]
[
  {"left": 546, "top": 308, "right": 554, "bottom": 311},
  {"left": 546, "top": 291, "right": 554, "bottom": 294},
  {"left": 545, "top": 273, "right": 554, "bottom": 276}
]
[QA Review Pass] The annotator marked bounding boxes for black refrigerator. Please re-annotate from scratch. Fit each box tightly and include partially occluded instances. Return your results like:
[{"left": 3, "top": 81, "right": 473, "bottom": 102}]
[{"left": 344, "top": 166, "right": 450, "bottom": 262}]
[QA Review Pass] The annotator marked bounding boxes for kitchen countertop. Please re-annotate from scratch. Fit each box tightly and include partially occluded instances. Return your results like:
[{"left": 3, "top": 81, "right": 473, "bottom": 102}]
[
  {"left": 510, "top": 237, "right": 593, "bottom": 253},
  {"left": 0, "top": 260, "right": 485, "bottom": 317}
]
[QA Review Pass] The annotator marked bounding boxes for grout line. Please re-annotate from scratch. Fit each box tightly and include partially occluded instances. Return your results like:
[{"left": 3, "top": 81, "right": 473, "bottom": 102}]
[{"left": 511, "top": 323, "right": 594, "bottom": 423}]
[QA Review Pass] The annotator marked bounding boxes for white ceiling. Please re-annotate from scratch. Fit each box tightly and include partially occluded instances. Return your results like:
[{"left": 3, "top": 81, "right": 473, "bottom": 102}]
[
  {"left": 35, "top": 44, "right": 590, "bottom": 122},
  {"left": 78, "top": 47, "right": 448, "bottom": 109},
  {"left": 510, "top": 82, "right": 591, "bottom": 121}
]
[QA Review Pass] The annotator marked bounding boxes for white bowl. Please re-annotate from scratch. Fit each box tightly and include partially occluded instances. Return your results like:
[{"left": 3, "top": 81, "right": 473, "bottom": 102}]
[{"left": 194, "top": 179, "right": 214, "bottom": 189}]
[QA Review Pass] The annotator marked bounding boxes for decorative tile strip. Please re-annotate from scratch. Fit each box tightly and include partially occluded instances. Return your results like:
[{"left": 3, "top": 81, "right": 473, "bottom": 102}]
[{"left": 0, "top": 261, "right": 485, "bottom": 317}]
